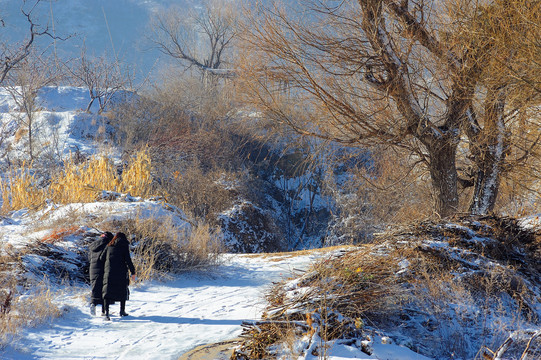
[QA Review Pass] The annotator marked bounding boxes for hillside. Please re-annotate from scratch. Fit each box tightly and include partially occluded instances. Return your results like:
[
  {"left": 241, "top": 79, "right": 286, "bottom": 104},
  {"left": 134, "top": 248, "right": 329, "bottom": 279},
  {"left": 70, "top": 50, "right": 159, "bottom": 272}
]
[
  {"left": 0, "top": 85, "right": 369, "bottom": 357},
  {"left": 0, "top": 71, "right": 541, "bottom": 360},
  {"left": 0, "top": 79, "right": 539, "bottom": 358},
  {"left": 0, "top": 85, "right": 352, "bottom": 253}
]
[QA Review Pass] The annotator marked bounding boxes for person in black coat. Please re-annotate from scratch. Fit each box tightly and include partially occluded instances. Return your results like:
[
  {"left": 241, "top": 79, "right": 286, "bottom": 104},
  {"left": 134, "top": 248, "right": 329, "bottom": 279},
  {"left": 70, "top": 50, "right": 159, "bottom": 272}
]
[
  {"left": 100, "top": 232, "right": 136, "bottom": 320},
  {"left": 88, "top": 231, "right": 113, "bottom": 316}
]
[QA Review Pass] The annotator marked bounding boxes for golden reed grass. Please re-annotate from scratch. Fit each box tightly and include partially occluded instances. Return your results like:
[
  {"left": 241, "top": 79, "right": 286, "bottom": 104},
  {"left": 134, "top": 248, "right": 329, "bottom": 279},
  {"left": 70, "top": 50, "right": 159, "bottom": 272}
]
[{"left": 1, "top": 149, "right": 158, "bottom": 212}]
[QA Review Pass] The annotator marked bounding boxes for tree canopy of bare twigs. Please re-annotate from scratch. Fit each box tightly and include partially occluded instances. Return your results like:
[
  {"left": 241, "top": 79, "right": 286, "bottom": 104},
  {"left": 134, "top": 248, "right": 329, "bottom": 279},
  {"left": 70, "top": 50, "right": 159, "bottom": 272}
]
[
  {"left": 65, "top": 46, "right": 128, "bottom": 114},
  {"left": 0, "top": 0, "right": 60, "bottom": 85},
  {"left": 240, "top": 0, "right": 541, "bottom": 218},
  {"left": 148, "top": 0, "right": 237, "bottom": 80}
]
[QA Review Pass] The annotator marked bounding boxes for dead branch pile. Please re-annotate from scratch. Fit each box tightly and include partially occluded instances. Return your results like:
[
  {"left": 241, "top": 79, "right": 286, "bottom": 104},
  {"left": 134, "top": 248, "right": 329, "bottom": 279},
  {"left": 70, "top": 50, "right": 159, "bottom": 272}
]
[
  {"left": 232, "top": 215, "right": 541, "bottom": 360},
  {"left": 0, "top": 229, "right": 99, "bottom": 290},
  {"left": 21, "top": 241, "right": 89, "bottom": 284},
  {"left": 482, "top": 329, "right": 541, "bottom": 360}
]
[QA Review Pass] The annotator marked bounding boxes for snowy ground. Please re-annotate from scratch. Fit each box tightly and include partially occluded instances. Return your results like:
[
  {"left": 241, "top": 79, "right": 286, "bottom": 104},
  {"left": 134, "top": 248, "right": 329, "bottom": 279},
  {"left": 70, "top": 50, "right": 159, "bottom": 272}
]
[
  {"left": 0, "top": 84, "right": 441, "bottom": 359},
  {"left": 1, "top": 251, "right": 432, "bottom": 360}
]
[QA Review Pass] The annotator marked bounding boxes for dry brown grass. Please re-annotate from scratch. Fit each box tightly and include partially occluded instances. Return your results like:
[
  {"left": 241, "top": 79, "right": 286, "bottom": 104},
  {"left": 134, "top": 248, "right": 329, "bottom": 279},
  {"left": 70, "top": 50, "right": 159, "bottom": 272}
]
[
  {"left": 1, "top": 149, "right": 160, "bottom": 213},
  {"left": 266, "top": 247, "right": 404, "bottom": 320},
  {"left": 234, "top": 245, "right": 397, "bottom": 358},
  {"left": 0, "top": 283, "right": 62, "bottom": 349},
  {"left": 13, "top": 127, "right": 28, "bottom": 144},
  {"left": 105, "top": 214, "right": 223, "bottom": 282},
  {"left": 241, "top": 245, "right": 357, "bottom": 260},
  {"left": 0, "top": 165, "right": 47, "bottom": 212},
  {"left": 235, "top": 215, "right": 541, "bottom": 359}
]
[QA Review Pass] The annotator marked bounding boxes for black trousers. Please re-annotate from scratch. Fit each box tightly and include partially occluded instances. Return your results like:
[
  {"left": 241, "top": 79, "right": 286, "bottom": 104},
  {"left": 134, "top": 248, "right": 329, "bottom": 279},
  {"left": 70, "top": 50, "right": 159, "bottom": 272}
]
[{"left": 104, "top": 298, "right": 125, "bottom": 316}]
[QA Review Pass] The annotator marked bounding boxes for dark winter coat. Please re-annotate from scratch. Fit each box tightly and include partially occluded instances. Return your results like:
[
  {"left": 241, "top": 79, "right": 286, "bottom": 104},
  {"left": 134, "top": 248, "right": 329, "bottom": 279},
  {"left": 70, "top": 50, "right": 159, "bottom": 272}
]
[
  {"left": 88, "top": 236, "right": 110, "bottom": 305},
  {"left": 100, "top": 237, "right": 136, "bottom": 302}
]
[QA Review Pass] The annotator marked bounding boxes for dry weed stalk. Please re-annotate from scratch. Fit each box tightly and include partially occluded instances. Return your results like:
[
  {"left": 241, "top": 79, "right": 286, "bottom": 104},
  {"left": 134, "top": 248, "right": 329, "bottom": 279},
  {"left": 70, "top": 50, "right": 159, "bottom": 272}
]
[
  {"left": 0, "top": 165, "right": 46, "bottom": 211},
  {"left": 48, "top": 155, "right": 120, "bottom": 203},
  {"left": 120, "top": 150, "right": 154, "bottom": 198}
]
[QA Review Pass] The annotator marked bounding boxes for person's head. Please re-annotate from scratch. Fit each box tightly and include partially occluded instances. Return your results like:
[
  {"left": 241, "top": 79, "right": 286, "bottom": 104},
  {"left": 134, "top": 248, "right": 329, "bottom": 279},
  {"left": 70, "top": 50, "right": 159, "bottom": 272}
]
[
  {"left": 108, "top": 232, "right": 127, "bottom": 246},
  {"left": 100, "top": 231, "right": 114, "bottom": 241}
]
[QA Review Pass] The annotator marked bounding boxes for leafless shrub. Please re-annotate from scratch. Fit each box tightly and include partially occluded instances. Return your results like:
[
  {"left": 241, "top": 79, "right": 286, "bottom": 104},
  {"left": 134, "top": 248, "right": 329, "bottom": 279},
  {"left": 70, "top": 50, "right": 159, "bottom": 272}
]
[
  {"left": 324, "top": 146, "right": 433, "bottom": 245},
  {"left": 153, "top": 68, "right": 237, "bottom": 122},
  {"left": 108, "top": 90, "right": 191, "bottom": 151},
  {"left": 109, "top": 72, "right": 247, "bottom": 225},
  {"left": 161, "top": 160, "right": 237, "bottom": 222},
  {"left": 4, "top": 52, "right": 61, "bottom": 161},
  {"left": 106, "top": 213, "right": 223, "bottom": 281}
]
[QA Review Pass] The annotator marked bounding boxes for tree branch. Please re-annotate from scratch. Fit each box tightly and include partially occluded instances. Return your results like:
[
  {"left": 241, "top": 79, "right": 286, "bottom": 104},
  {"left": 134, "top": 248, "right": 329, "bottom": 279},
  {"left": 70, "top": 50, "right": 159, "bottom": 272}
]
[
  {"left": 0, "top": 0, "right": 68, "bottom": 84},
  {"left": 383, "top": 0, "right": 460, "bottom": 71}
]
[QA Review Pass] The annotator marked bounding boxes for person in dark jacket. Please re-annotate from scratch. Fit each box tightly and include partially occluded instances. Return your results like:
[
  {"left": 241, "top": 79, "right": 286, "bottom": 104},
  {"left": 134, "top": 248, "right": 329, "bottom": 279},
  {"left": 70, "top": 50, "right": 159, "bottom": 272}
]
[
  {"left": 100, "top": 232, "right": 136, "bottom": 320},
  {"left": 88, "top": 231, "right": 113, "bottom": 316}
]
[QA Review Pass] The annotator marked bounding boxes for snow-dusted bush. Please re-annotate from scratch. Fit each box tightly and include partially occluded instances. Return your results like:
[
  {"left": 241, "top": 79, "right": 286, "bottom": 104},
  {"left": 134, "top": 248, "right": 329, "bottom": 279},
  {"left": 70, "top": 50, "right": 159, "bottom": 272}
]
[
  {"left": 161, "top": 160, "right": 237, "bottom": 223},
  {"left": 236, "top": 216, "right": 541, "bottom": 360},
  {"left": 219, "top": 200, "right": 285, "bottom": 253}
]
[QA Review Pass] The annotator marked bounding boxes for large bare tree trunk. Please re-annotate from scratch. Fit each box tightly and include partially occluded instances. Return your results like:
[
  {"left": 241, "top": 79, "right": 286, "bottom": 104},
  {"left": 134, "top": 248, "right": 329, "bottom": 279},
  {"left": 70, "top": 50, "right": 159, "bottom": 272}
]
[
  {"left": 469, "top": 88, "right": 507, "bottom": 215},
  {"left": 243, "top": 0, "right": 541, "bottom": 219},
  {"left": 427, "top": 141, "right": 459, "bottom": 218},
  {"left": 469, "top": 162, "right": 501, "bottom": 215}
]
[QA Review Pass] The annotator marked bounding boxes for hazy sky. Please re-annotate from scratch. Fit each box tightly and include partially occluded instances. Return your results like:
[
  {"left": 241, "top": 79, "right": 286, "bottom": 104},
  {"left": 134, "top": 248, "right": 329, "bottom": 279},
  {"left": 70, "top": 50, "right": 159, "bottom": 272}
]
[{"left": 0, "top": 0, "right": 201, "bottom": 84}]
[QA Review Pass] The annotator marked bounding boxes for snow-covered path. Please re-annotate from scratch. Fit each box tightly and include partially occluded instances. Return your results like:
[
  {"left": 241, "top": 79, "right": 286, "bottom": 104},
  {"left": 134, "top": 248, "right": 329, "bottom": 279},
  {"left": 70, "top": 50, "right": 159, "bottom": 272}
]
[
  {"left": 3, "top": 251, "right": 434, "bottom": 360},
  {"left": 4, "top": 253, "right": 318, "bottom": 360}
]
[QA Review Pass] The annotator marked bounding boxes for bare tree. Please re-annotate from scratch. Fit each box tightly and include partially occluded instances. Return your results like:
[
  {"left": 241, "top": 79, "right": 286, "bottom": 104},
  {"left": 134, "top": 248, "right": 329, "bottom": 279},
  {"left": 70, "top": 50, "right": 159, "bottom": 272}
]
[
  {"left": 149, "top": 0, "right": 237, "bottom": 81},
  {"left": 456, "top": 0, "right": 541, "bottom": 214},
  {"left": 0, "top": 0, "right": 68, "bottom": 163},
  {"left": 241, "top": 0, "right": 541, "bottom": 217},
  {"left": 5, "top": 53, "right": 60, "bottom": 161},
  {"left": 65, "top": 46, "right": 127, "bottom": 114}
]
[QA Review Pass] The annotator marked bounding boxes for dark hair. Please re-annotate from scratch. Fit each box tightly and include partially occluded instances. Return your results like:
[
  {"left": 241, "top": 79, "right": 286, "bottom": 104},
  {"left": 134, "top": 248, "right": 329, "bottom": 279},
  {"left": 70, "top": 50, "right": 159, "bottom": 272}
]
[{"left": 108, "top": 232, "right": 127, "bottom": 246}]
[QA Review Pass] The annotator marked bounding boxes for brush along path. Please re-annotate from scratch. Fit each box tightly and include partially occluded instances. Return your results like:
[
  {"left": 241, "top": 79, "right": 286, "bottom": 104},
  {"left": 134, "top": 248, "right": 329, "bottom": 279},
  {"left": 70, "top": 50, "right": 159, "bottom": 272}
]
[
  {"left": 233, "top": 215, "right": 541, "bottom": 360},
  {"left": 4, "top": 251, "right": 330, "bottom": 360}
]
